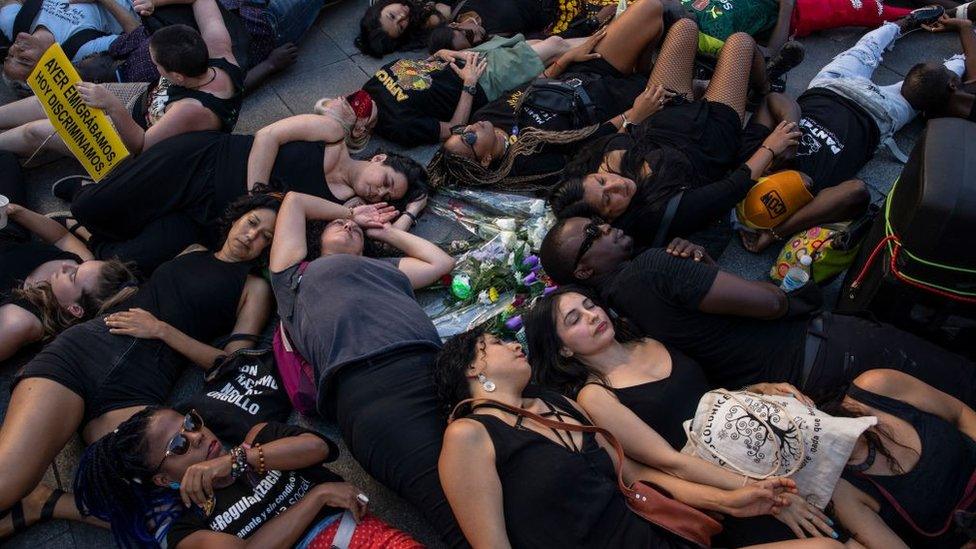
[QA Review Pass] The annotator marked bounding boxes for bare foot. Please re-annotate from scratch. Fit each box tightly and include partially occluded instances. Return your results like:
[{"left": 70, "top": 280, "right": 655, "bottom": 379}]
[
  {"left": 0, "top": 484, "right": 60, "bottom": 539},
  {"left": 63, "top": 217, "right": 92, "bottom": 242},
  {"left": 739, "top": 229, "right": 777, "bottom": 253},
  {"left": 267, "top": 43, "right": 299, "bottom": 72}
]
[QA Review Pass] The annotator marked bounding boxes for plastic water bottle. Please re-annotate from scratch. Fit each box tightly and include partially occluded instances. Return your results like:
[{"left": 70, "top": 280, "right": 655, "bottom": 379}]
[{"left": 780, "top": 255, "right": 813, "bottom": 292}]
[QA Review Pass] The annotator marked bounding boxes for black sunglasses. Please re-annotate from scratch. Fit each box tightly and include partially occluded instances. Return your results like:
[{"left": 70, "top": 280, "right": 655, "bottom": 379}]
[
  {"left": 152, "top": 409, "right": 205, "bottom": 473},
  {"left": 450, "top": 126, "right": 478, "bottom": 156},
  {"left": 573, "top": 217, "right": 603, "bottom": 267}
]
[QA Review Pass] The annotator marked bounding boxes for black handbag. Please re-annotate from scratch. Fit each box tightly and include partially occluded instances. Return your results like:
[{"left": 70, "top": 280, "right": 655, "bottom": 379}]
[{"left": 517, "top": 78, "right": 598, "bottom": 131}]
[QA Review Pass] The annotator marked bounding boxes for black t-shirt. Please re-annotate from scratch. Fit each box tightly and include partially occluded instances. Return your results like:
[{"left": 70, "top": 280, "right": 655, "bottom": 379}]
[
  {"left": 363, "top": 58, "right": 488, "bottom": 146},
  {"left": 462, "top": 0, "right": 557, "bottom": 35},
  {"left": 188, "top": 349, "right": 292, "bottom": 443},
  {"left": 794, "top": 88, "right": 879, "bottom": 192},
  {"left": 599, "top": 249, "right": 808, "bottom": 387},
  {"left": 165, "top": 422, "right": 342, "bottom": 548}
]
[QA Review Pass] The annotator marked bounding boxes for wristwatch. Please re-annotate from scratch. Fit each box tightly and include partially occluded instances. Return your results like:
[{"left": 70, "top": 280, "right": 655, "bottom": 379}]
[
  {"left": 462, "top": 84, "right": 478, "bottom": 96},
  {"left": 619, "top": 112, "right": 634, "bottom": 131}
]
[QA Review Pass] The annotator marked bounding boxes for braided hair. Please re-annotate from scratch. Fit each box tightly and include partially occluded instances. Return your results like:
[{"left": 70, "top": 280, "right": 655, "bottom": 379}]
[
  {"left": 427, "top": 124, "right": 604, "bottom": 191},
  {"left": 74, "top": 407, "right": 181, "bottom": 548}
]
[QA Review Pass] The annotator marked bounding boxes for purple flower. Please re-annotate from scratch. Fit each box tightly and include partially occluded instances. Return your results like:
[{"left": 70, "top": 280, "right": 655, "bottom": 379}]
[
  {"left": 522, "top": 255, "right": 540, "bottom": 268},
  {"left": 522, "top": 272, "right": 538, "bottom": 285},
  {"left": 543, "top": 285, "right": 558, "bottom": 295},
  {"left": 505, "top": 315, "right": 523, "bottom": 331}
]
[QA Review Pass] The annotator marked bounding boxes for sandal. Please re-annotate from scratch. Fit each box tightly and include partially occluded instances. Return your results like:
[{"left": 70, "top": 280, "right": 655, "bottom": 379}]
[
  {"left": 46, "top": 212, "right": 90, "bottom": 243},
  {"left": 0, "top": 501, "right": 27, "bottom": 536},
  {"left": 39, "top": 488, "right": 63, "bottom": 525}
]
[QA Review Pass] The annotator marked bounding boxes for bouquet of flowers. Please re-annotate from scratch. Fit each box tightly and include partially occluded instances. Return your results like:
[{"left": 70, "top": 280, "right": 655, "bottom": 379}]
[{"left": 425, "top": 214, "right": 557, "bottom": 339}]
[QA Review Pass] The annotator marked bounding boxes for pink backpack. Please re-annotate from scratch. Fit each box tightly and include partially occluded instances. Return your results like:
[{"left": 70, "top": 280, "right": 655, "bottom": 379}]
[{"left": 271, "top": 262, "right": 317, "bottom": 415}]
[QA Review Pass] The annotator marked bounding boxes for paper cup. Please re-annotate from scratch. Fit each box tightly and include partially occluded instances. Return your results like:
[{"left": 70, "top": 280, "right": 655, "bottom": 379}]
[{"left": 0, "top": 194, "right": 9, "bottom": 230}]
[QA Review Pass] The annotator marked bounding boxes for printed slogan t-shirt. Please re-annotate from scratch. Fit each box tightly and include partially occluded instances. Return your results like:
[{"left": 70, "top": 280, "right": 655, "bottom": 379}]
[
  {"left": 0, "top": 0, "right": 135, "bottom": 61},
  {"left": 166, "top": 423, "right": 342, "bottom": 546},
  {"left": 681, "top": 0, "right": 779, "bottom": 41},
  {"left": 363, "top": 58, "right": 488, "bottom": 146},
  {"left": 794, "top": 88, "right": 879, "bottom": 191}
]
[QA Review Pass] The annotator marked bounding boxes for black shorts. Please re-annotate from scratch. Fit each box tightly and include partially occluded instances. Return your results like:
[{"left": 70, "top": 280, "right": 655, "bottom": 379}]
[
  {"left": 15, "top": 318, "right": 185, "bottom": 424},
  {"left": 643, "top": 100, "right": 743, "bottom": 183}
]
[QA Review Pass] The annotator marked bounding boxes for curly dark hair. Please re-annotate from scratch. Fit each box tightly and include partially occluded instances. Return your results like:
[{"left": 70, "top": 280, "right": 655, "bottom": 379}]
[
  {"left": 217, "top": 191, "right": 283, "bottom": 264},
  {"left": 523, "top": 286, "right": 642, "bottom": 396},
  {"left": 431, "top": 327, "right": 487, "bottom": 417},
  {"left": 355, "top": 0, "right": 444, "bottom": 58}
]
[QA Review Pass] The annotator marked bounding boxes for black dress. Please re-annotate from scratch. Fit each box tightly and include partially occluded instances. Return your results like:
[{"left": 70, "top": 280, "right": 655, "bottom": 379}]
[
  {"left": 16, "top": 251, "right": 253, "bottom": 424},
  {"left": 70, "top": 131, "right": 338, "bottom": 272},
  {"left": 843, "top": 385, "right": 976, "bottom": 548},
  {"left": 465, "top": 387, "right": 694, "bottom": 548},
  {"left": 585, "top": 346, "right": 710, "bottom": 450}
]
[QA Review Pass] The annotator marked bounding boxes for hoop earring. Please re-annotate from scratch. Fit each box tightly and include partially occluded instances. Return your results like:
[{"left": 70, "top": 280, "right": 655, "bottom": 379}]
[{"left": 477, "top": 373, "right": 496, "bottom": 393}]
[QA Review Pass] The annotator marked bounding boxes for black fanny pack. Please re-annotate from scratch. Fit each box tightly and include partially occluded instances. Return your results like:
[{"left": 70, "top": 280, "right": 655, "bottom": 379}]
[{"left": 517, "top": 78, "right": 598, "bottom": 131}]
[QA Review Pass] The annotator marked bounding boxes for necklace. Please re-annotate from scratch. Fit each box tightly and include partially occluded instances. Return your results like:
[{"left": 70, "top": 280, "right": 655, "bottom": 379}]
[{"left": 187, "top": 67, "right": 217, "bottom": 89}]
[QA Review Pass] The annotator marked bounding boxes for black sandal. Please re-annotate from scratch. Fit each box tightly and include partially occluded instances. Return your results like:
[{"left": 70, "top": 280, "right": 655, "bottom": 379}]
[
  {"left": 0, "top": 501, "right": 27, "bottom": 535},
  {"left": 46, "top": 212, "right": 90, "bottom": 244},
  {"left": 39, "top": 488, "right": 63, "bottom": 524}
]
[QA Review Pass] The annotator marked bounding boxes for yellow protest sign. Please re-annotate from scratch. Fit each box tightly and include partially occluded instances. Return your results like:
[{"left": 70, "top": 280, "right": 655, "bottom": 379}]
[{"left": 27, "top": 43, "right": 129, "bottom": 181}]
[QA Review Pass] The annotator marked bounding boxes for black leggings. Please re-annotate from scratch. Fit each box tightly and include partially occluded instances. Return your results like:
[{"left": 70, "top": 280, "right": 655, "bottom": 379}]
[
  {"left": 331, "top": 348, "right": 466, "bottom": 548},
  {"left": 805, "top": 313, "right": 976, "bottom": 406}
]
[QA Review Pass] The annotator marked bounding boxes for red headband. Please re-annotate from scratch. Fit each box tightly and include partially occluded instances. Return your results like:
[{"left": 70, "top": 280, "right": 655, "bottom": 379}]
[{"left": 346, "top": 90, "right": 374, "bottom": 120}]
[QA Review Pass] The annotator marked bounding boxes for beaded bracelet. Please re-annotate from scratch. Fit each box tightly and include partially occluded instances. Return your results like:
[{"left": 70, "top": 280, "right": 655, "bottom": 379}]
[
  {"left": 229, "top": 446, "right": 248, "bottom": 480},
  {"left": 254, "top": 442, "right": 267, "bottom": 476}
]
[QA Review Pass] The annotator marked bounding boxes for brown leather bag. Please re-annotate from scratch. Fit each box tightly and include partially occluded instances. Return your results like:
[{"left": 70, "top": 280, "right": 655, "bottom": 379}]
[{"left": 449, "top": 398, "right": 722, "bottom": 548}]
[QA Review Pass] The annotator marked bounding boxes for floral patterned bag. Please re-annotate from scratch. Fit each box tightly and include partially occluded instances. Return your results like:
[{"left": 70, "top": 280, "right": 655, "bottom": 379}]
[{"left": 770, "top": 204, "right": 880, "bottom": 283}]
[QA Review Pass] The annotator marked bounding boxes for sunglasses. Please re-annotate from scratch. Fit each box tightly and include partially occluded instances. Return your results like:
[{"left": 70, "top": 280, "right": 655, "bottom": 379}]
[
  {"left": 573, "top": 217, "right": 603, "bottom": 267},
  {"left": 450, "top": 126, "right": 479, "bottom": 156},
  {"left": 152, "top": 410, "right": 205, "bottom": 473}
]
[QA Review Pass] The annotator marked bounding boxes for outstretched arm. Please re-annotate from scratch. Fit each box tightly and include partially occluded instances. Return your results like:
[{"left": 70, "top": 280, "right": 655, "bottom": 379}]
[
  {"left": 6, "top": 203, "right": 93, "bottom": 259},
  {"left": 98, "top": 0, "right": 139, "bottom": 34},
  {"left": 366, "top": 225, "right": 455, "bottom": 289},
  {"left": 248, "top": 115, "right": 346, "bottom": 191},
  {"left": 193, "top": 0, "right": 235, "bottom": 63}
]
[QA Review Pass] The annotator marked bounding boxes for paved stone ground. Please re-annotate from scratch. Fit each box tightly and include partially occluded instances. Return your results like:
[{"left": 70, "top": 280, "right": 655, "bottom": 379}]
[{"left": 0, "top": 2, "right": 963, "bottom": 546}]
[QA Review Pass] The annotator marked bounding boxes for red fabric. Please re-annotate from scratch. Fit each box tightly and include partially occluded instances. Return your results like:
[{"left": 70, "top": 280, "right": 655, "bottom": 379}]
[
  {"left": 307, "top": 514, "right": 423, "bottom": 549},
  {"left": 792, "top": 0, "right": 912, "bottom": 37},
  {"left": 346, "top": 90, "right": 375, "bottom": 120}
]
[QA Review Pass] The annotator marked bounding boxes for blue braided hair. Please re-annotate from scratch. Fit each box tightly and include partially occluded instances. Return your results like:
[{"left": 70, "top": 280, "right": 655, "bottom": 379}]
[{"left": 74, "top": 406, "right": 183, "bottom": 548}]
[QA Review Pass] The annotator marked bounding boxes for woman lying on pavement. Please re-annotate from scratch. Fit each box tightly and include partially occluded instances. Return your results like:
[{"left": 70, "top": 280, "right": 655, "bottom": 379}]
[{"left": 0, "top": 193, "right": 277, "bottom": 538}]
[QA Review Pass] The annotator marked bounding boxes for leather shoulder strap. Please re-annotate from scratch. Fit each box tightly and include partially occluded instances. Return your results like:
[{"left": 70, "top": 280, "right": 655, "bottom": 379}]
[
  {"left": 62, "top": 28, "right": 108, "bottom": 59},
  {"left": 651, "top": 190, "right": 684, "bottom": 248},
  {"left": 450, "top": 398, "right": 637, "bottom": 499},
  {"left": 12, "top": 0, "right": 43, "bottom": 37}
]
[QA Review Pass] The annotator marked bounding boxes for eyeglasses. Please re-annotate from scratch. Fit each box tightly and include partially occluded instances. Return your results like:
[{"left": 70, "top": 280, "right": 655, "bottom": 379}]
[
  {"left": 573, "top": 217, "right": 603, "bottom": 267},
  {"left": 152, "top": 410, "right": 205, "bottom": 473},
  {"left": 450, "top": 126, "right": 478, "bottom": 156},
  {"left": 460, "top": 27, "right": 477, "bottom": 45}
]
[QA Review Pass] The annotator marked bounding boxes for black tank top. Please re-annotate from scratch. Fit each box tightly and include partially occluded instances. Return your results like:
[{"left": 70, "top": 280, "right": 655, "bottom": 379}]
[
  {"left": 0, "top": 241, "right": 81, "bottom": 299},
  {"left": 843, "top": 385, "right": 976, "bottom": 548},
  {"left": 128, "top": 251, "right": 251, "bottom": 343},
  {"left": 586, "top": 346, "right": 710, "bottom": 450},
  {"left": 465, "top": 386, "right": 692, "bottom": 549},
  {"left": 212, "top": 134, "right": 340, "bottom": 216},
  {"left": 135, "top": 58, "right": 246, "bottom": 132}
]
